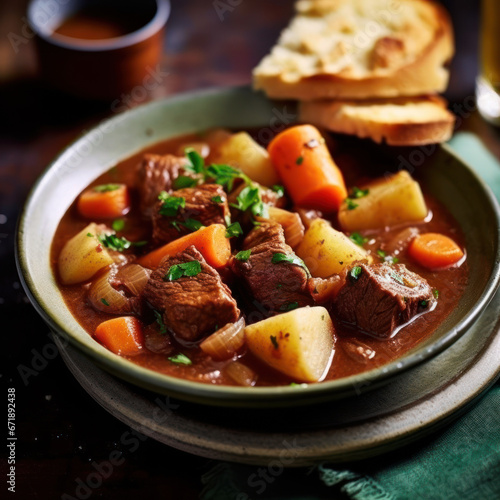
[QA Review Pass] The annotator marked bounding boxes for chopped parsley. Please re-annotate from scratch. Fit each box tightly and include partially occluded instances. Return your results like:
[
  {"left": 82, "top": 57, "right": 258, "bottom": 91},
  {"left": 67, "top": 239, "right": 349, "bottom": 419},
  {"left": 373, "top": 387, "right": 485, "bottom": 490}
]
[
  {"left": 377, "top": 249, "right": 399, "bottom": 264},
  {"left": 158, "top": 192, "right": 186, "bottom": 217},
  {"left": 100, "top": 298, "right": 110, "bottom": 306},
  {"left": 349, "top": 266, "right": 363, "bottom": 281},
  {"left": 230, "top": 185, "right": 268, "bottom": 218},
  {"left": 86, "top": 232, "right": 93, "bottom": 237},
  {"left": 112, "top": 219, "right": 125, "bottom": 232},
  {"left": 164, "top": 260, "right": 202, "bottom": 281},
  {"left": 207, "top": 163, "right": 248, "bottom": 191},
  {"left": 93, "top": 183, "right": 121, "bottom": 193},
  {"left": 98, "top": 233, "right": 147, "bottom": 252},
  {"left": 433, "top": 289, "right": 440, "bottom": 299},
  {"left": 272, "top": 185, "right": 285, "bottom": 198},
  {"left": 235, "top": 249, "right": 252, "bottom": 262},
  {"left": 296, "top": 156, "right": 304, "bottom": 165},
  {"left": 271, "top": 252, "right": 311, "bottom": 278},
  {"left": 377, "top": 249, "right": 386, "bottom": 259},
  {"left": 280, "top": 302, "right": 299, "bottom": 312},
  {"left": 350, "top": 186, "right": 369, "bottom": 199},
  {"left": 153, "top": 310, "right": 167, "bottom": 335},
  {"left": 168, "top": 353, "right": 192, "bottom": 365},
  {"left": 270, "top": 335, "right": 279, "bottom": 349},
  {"left": 226, "top": 222, "right": 243, "bottom": 238},
  {"left": 211, "top": 195, "right": 224, "bottom": 204},
  {"left": 345, "top": 198, "right": 359, "bottom": 211},
  {"left": 184, "top": 149, "right": 205, "bottom": 174},
  {"left": 419, "top": 300, "right": 429, "bottom": 308},
  {"left": 173, "top": 175, "right": 198, "bottom": 189},
  {"left": 171, "top": 218, "right": 204, "bottom": 232},
  {"left": 350, "top": 232, "right": 368, "bottom": 246}
]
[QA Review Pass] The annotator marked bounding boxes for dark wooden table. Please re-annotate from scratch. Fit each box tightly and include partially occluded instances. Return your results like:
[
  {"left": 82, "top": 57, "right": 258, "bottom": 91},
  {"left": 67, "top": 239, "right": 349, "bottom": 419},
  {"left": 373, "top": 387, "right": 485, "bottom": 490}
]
[{"left": 2, "top": 1, "right": 500, "bottom": 498}]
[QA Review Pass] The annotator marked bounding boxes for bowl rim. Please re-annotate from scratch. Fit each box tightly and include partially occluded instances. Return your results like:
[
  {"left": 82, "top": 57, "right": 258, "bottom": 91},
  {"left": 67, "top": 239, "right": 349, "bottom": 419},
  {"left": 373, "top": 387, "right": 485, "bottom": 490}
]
[
  {"left": 15, "top": 86, "right": 500, "bottom": 406},
  {"left": 27, "top": 0, "right": 171, "bottom": 51}
]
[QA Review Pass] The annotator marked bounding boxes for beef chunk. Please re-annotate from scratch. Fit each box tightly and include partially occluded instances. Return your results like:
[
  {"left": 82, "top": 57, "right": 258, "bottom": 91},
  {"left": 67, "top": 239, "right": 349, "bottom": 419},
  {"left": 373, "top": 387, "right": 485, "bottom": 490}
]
[
  {"left": 333, "top": 263, "right": 434, "bottom": 338},
  {"left": 152, "top": 184, "right": 230, "bottom": 245},
  {"left": 143, "top": 246, "right": 239, "bottom": 342},
  {"left": 232, "top": 222, "right": 313, "bottom": 315},
  {"left": 137, "top": 154, "right": 193, "bottom": 214}
]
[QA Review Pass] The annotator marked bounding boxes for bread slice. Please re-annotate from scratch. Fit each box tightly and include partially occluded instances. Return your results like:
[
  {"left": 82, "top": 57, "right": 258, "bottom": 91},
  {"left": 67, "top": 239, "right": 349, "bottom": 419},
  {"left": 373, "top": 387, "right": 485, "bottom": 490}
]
[
  {"left": 299, "top": 96, "right": 455, "bottom": 145},
  {"left": 253, "top": 0, "right": 454, "bottom": 100}
]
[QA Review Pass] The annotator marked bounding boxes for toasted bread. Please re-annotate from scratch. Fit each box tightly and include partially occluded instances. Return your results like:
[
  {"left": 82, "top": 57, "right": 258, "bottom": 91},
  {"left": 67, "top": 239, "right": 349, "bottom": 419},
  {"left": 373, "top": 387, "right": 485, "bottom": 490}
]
[
  {"left": 253, "top": 0, "right": 454, "bottom": 100},
  {"left": 299, "top": 96, "right": 455, "bottom": 145}
]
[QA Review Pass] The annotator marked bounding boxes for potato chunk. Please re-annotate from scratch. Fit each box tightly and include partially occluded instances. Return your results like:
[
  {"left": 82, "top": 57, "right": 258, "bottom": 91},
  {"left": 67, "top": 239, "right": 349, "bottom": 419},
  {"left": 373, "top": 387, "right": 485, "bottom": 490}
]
[
  {"left": 338, "top": 171, "right": 428, "bottom": 232},
  {"left": 244, "top": 306, "right": 335, "bottom": 383},
  {"left": 214, "top": 131, "right": 280, "bottom": 187},
  {"left": 58, "top": 223, "right": 113, "bottom": 284},
  {"left": 295, "top": 218, "right": 372, "bottom": 278}
]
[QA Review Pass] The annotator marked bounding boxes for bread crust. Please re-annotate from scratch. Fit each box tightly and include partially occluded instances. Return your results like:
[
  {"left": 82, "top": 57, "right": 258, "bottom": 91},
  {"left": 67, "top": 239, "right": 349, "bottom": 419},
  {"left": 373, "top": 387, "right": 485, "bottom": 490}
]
[
  {"left": 253, "top": 0, "right": 454, "bottom": 100},
  {"left": 299, "top": 96, "right": 456, "bottom": 145}
]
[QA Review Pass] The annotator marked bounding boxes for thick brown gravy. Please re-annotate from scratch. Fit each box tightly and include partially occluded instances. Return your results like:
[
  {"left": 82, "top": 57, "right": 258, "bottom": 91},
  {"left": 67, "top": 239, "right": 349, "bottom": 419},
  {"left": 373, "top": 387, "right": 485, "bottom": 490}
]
[{"left": 51, "top": 131, "right": 468, "bottom": 387}]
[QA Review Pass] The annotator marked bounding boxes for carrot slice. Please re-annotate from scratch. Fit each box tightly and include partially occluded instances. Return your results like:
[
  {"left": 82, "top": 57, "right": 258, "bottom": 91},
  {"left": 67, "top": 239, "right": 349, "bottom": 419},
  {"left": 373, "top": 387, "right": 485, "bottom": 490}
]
[
  {"left": 77, "top": 183, "right": 130, "bottom": 219},
  {"left": 267, "top": 125, "right": 347, "bottom": 212},
  {"left": 136, "top": 223, "right": 231, "bottom": 269},
  {"left": 94, "top": 316, "right": 144, "bottom": 356},
  {"left": 408, "top": 233, "right": 464, "bottom": 270}
]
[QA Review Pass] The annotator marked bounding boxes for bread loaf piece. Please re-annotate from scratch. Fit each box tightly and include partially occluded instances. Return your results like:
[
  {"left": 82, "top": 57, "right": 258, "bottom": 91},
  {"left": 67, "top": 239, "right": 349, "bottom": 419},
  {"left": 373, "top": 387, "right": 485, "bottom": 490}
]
[
  {"left": 299, "top": 96, "right": 455, "bottom": 145},
  {"left": 253, "top": 0, "right": 454, "bottom": 100}
]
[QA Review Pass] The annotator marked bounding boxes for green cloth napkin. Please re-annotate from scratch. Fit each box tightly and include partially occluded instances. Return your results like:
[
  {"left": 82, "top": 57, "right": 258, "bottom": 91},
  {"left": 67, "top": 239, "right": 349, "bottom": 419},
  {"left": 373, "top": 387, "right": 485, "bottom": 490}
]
[{"left": 200, "top": 133, "right": 500, "bottom": 500}]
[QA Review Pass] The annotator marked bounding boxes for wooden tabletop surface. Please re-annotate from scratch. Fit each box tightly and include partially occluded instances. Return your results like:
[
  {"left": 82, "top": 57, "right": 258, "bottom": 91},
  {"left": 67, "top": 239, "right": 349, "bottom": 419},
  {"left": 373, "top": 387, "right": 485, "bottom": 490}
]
[{"left": 2, "top": 1, "right": 500, "bottom": 498}]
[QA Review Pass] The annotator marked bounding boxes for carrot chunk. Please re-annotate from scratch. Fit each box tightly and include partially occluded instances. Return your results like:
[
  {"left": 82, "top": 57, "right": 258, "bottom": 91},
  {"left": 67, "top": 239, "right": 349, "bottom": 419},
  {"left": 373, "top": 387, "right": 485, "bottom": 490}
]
[
  {"left": 267, "top": 125, "right": 347, "bottom": 212},
  {"left": 94, "top": 317, "right": 144, "bottom": 356},
  {"left": 408, "top": 233, "right": 464, "bottom": 270},
  {"left": 136, "top": 223, "right": 231, "bottom": 269},
  {"left": 77, "top": 183, "right": 130, "bottom": 219}
]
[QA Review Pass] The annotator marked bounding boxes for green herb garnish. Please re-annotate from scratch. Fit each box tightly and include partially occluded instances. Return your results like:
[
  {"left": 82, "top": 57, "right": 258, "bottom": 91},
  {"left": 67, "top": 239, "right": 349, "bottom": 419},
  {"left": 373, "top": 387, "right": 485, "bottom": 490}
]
[
  {"left": 272, "top": 185, "right": 285, "bottom": 198},
  {"left": 100, "top": 298, "right": 110, "bottom": 306},
  {"left": 86, "top": 233, "right": 93, "bottom": 237},
  {"left": 168, "top": 353, "right": 192, "bottom": 365},
  {"left": 235, "top": 249, "right": 252, "bottom": 262},
  {"left": 270, "top": 335, "right": 279, "bottom": 349},
  {"left": 211, "top": 195, "right": 224, "bottom": 204},
  {"left": 226, "top": 222, "right": 243, "bottom": 238},
  {"left": 350, "top": 186, "right": 369, "bottom": 199},
  {"left": 153, "top": 310, "right": 167, "bottom": 335},
  {"left": 184, "top": 149, "right": 205, "bottom": 174},
  {"left": 419, "top": 300, "right": 429, "bottom": 308},
  {"left": 296, "top": 156, "right": 304, "bottom": 165},
  {"left": 173, "top": 175, "right": 198, "bottom": 189},
  {"left": 164, "top": 260, "right": 202, "bottom": 281},
  {"left": 112, "top": 219, "right": 125, "bottom": 232},
  {"left": 345, "top": 198, "right": 359, "bottom": 211},
  {"left": 350, "top": 232, "right": 368, "bottom": 246},
  {"left": 207, "top": 163, "right": 248, "bottom": 191},
  {"left": 279, "top": 302, "right": 299, "bottom": 312},
  {"left": 271, "top": 252, "right": 311, "bottom": 278},
  {"left": 433, "top": 289, "right": 439, "bottom": 299},
  {"left": 176, "top": 218, "right": 204, "bottom": 232},
  {"left": 93, "top": 183, "right": 121, "bottom": 193},
  {"left": 349, "top": 266, "right": 363, "bottom": 281},
  {"left": 98, "top": 234, "right": 147, "bottom": 252},
  {"left": 158, "top": 192, "right": 186, "bottom": 217}
]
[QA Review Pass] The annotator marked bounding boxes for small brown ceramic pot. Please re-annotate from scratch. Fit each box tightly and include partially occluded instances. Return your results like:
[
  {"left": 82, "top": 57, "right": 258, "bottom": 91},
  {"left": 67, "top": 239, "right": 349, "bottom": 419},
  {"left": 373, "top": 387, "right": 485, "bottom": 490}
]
[{"left": 27, "top": 0, "right": 170, "bottom": 101}]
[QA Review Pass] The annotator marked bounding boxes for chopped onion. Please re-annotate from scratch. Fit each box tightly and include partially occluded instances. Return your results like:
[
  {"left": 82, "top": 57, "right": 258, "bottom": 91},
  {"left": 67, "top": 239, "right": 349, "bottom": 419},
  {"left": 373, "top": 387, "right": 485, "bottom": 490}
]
[
  {"left": 200, "top": 317, "right": 246, "bottom": 360},
  {"left": 224, "top": 361, "right": 257, "bottom": 387},
  {"left": 116, "top": 264, "right": 151, "bottom": 296},
  {"left": 309, "top": 275, "right": 343, "bottom": 304},
  {"left": 258, "top": 207, "right": 305, "bottom": 248},
  {"left": 296, "top": 207, "right": 322, "bottom": 230},
  {"left": 88, "top": 270, "right": 131, "bottom": 314}
]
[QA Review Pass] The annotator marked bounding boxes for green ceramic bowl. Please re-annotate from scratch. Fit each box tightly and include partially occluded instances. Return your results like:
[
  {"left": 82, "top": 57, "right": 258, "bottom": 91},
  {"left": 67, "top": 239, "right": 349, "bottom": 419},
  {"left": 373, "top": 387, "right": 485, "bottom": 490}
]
[{"left": 16, "top": 87, "right": 500, "bottom": 407}]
